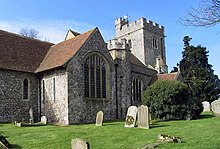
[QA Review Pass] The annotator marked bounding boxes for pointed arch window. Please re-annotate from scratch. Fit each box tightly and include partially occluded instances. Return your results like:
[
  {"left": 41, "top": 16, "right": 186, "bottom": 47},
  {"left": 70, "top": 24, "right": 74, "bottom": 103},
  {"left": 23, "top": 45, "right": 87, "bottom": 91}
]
[
  {"left": 23, "top": 79, "right": 29, "bottom": 99},
  {"left": 132, "top": 78, "right": 143, "bottom": 101},
  {"left": 84, "top": 54, "right": 107, "bottom": 99}
]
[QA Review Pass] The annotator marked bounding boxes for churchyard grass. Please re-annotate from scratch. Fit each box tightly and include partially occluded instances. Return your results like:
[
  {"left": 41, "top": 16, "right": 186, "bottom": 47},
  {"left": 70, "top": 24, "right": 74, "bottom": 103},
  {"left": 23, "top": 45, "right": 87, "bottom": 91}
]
[{"left": 0, "top": 112, "right": 219, "bottom": 149}]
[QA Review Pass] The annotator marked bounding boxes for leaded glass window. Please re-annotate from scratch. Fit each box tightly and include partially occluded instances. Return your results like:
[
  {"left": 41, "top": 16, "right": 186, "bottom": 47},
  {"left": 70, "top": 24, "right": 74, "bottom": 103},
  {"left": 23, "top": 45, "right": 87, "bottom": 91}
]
[
  {"left": 84, "top": 54, "right": 107, "bottom": 99},
  {"left": 132, "top": 78, "right": 142, "bottom": 101}
]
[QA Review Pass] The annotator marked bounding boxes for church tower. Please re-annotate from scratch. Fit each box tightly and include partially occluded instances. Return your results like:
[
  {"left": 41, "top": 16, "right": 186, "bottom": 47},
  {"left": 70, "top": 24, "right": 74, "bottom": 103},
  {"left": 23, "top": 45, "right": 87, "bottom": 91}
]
[{"left": 115, "top": 17, "right": 168, "bottom": 73}]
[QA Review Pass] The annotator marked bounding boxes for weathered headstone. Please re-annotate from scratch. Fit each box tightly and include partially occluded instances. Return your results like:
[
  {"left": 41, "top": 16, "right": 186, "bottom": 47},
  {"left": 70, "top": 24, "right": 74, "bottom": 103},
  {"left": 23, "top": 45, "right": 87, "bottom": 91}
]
[
  {"left": 95, "top": 111, "right": 104, "bottom": 126},
  {"left": 0, "top": 135, "right": 12, "bottom": 149},
  {"left": 138, "top": 105, "right": 149, "bottom": 129},
  {"left": 71, "top": 138, "right": 90, "bottom": 149},
  {"left": 211, "top": 99, "right": 220, "bottom": 117},
  {"left": 202, "top": 101, "right": 210, "bottom": 112},
  {"left": 125, "top": 106, "right": 138, "bottom": 127},
  {"left": 41, "top": 116, "right": 47, "bottom": 125},
  {"left": 29, "top": 107, "right": 34, "bottom": 124}
]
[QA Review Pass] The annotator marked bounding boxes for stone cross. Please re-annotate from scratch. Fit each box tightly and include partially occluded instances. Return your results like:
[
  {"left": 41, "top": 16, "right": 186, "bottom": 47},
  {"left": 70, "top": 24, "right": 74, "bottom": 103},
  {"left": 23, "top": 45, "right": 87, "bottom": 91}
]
[
  {"left": 29, "top": 107, "right": 34, "bottom": 124},
  {"left": 41, "top": 116, "right": 47, "bottom": 125},
  {"left": 125, "top": 106, "right": 138, "bottom": 127},
  {"left": 202, "top": 101, "right": 210, "bottom": 112},
  {"left": 211, "top": 99, "right": 220, "bottom": 117},
  {"left": 71, "top": 138, "right": 90, "bottom": 149},
  {"left": 138, "top": 105, "right": 150, "bottom": 129},
  {"left": 95, "top": 111, "right": 104, "bottom": 126}
]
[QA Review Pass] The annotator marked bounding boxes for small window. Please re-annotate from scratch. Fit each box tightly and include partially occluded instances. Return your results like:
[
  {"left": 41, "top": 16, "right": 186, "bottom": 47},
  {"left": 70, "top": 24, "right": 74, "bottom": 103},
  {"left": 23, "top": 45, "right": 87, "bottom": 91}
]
[
  {"left": 42, "top": 80, "right": 45, "bottom": 103},
  {"left": 132, "top": 78, "right": 142, "bottom": 101},
  {"left": 23, "top": 79, "right": 29, "bottom": 99},
  {"left": 152, "top": 38, "right": 158, "bottom": 49}
]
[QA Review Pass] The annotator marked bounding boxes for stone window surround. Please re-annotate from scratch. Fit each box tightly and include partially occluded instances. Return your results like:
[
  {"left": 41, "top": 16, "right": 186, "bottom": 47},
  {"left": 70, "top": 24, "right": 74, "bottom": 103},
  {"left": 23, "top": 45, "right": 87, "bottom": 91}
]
[
  {"left": 22, "top": 78, "right": 30, "bottom": 100},
  {"left": 132, "top": 77, "right": 143, "bottom": 102},
  {"left": 83, "top": 52, "right": 111, "bottom": 101},
  {"left": 152, "top": 37, "right": 158, "bottom": 49}
]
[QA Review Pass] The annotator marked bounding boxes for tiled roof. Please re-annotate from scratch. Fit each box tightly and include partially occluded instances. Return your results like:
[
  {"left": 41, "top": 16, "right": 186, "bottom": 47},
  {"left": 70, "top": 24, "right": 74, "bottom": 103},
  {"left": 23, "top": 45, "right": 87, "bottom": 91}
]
[
  {"left": 36, "top": 28, "right": 96, "bottom": 72},
  {"left": 150, "top": 72, "right": 180, "bottom": 85},
  {"left": 0, "top": 30, "right": 53, "bottom": 73}
]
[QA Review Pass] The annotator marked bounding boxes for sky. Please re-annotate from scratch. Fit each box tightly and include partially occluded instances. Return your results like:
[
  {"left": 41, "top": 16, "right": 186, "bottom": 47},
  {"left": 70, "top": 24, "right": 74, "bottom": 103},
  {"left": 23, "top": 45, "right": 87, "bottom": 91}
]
[{"left": 0, "top": 0, "right": 219, "bottom": 77}]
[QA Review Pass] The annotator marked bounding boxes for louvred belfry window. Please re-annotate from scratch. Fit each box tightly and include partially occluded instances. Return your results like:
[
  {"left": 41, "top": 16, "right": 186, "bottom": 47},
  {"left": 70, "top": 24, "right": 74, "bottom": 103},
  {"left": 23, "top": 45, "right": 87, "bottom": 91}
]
[{"left": 84, "top": 54, "right": 107, "bottom": 99}]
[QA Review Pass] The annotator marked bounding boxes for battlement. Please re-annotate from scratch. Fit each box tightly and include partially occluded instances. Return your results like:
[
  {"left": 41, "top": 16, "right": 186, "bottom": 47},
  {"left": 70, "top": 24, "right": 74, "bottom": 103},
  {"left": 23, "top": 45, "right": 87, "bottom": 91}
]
[
  {"left": 115, "top": 17, "right": 164, "bottom": 38},
  {"left": 107, "top": 38, "right": 127, "bottom": 50}
]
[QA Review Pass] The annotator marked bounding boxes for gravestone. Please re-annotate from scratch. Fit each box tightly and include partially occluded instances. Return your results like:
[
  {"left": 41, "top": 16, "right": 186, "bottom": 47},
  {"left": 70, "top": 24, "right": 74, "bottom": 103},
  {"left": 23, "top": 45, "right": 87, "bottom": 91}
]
[
  {"left": 29, "top": 107, "right": 34, "bottom": 124},
  {"left": 41, "top": 116, "right": 47, "bottom": 125},
  {"left": 125, "top": 106, "right": 138, "bottom": 127},
  {"left": 211, "top": 99, "right": 220, "bottom": 117},
  {"left": 95, "top": 111, "right": 104, "bottom": 126},
  {"left": 138, "top": 105, "right": 149, "bottom": 129},
  {"left": 71, "top": 138, "right": 90, "bottom": 149},
  {"left": 202, "top": 101, "right": 210, "bottom": 112},
  {"left": 0, "top": 134, "right": 12, "bottom": 149}
]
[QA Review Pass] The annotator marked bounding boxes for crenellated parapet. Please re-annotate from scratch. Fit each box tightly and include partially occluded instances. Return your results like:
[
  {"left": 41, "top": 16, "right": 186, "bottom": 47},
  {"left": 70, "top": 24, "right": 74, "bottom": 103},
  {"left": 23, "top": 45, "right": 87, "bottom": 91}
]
[
  {"left": 107, "top": 38, "right": 127, "bottom": 50},
  {"left": 115, "top": 17, "right": 164, "bottom": 38}
]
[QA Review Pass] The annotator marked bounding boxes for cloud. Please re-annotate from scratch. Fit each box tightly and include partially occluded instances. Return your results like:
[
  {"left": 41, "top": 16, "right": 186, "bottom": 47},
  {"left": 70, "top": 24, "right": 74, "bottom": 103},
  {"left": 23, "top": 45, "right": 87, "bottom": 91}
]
[{"left": 0, "top": 19, "right": 95, "bottom": 43}]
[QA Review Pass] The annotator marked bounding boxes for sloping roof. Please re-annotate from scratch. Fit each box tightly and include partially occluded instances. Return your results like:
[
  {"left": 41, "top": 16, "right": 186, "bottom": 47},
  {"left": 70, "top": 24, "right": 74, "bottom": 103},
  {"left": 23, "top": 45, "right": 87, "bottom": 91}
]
[
  {"left": 149, "top": 72, "right": 180, "bottom": 85},
  {"left": 129, "top": 53, "right": 146, "bottom": 67},
  {"left": 36, "top": 28, "right": 96, "bottom": 72},
  {"left": 0, "top": 30, "right": 53, "bottom": 73},
  {"left": 65, "top": 29, "right": 80, "bottom": 40}
]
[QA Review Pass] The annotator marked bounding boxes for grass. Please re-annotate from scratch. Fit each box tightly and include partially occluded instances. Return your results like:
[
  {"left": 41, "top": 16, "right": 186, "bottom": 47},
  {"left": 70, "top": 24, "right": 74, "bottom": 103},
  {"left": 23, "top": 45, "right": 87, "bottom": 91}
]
[{"left": 0, "top": 112, "right": 220, "bottom": 149}]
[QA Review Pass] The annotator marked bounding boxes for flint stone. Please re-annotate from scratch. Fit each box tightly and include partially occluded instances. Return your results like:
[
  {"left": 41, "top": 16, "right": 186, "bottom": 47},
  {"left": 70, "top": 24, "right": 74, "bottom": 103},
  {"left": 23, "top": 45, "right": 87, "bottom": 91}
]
[
  {"left": 138, "top": 105, "right": 149, "bottom": 129},
  {"left": 202, "top": 101, "right": 210, "bottom": 112},
  {"left": 95, "top": 111, "right": 103, "bottom": 126},
  {"left": 71, "top": 138, "right": 90, "bottom": 149},
  {"left": 211, "top": 99, "right": 220, "bottom": 117},
  {"left": 125, "top": 106, "right": 137, "bottom": 127}
]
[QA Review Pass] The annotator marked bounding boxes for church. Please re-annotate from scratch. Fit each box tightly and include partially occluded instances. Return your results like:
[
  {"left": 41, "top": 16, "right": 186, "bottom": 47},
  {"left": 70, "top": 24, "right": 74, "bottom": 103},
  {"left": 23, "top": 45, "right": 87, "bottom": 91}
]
[{"left": 0, "top": 17, "right": 169, "bottom": 125}]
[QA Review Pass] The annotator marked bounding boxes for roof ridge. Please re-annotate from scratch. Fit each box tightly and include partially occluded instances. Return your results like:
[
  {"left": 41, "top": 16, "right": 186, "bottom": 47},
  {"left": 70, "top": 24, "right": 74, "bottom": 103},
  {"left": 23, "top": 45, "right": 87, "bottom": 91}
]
[{"left": 0, "top": 29, "right": 54, "bottom": 45}]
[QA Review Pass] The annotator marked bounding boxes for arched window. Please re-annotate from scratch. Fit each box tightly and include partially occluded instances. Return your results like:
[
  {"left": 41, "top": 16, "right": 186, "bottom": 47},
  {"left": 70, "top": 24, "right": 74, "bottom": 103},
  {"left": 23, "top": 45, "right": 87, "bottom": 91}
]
[
  {"left": 132, "top": 78, "right": 143, "bottom": 101},
  {"left": 23, "top": 79, "right": 29, "bottom": 99},
  {"left": 84, "top": 54, "right": 107, "bottom": 99}
]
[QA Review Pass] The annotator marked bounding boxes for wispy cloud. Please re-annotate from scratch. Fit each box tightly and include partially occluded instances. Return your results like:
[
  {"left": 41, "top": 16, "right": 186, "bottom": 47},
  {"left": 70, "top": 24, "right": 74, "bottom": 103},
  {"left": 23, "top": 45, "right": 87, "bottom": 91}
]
[{"left": 0, "top": 19, "right": 95, "bottom": 43}]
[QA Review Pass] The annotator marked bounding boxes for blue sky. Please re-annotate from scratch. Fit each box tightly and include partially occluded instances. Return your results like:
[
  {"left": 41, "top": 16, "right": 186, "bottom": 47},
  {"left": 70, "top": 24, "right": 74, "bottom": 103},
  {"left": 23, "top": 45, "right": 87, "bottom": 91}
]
[{"left": 0, "top": 0, "right": 219, "bottom": 76}]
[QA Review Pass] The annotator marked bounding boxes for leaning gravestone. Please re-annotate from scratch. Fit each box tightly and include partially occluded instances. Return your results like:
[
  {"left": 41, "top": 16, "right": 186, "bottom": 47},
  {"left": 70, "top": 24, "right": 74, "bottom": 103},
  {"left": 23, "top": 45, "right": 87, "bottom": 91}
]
[
  {"left": 0, "top": 134, "right": 12, "bottom": 149},
  {"left": 202, "top": 101, "right": 210, "bottom": 112},
  {"left": 211, "top": 99, "right": 220, "bottom": 117},
  {"left": 125, "top": 106, "right": 138, "bottom": 128},
  {"left": 95, "top": 111, "right": 104, "bottom": 126},
  {"left": 29, "top": 107, "right": 34, "bottom": 124},
  {"left": 41, "top": 116, "right": 47, "bottom": 125},
  {"left": 71, "top": 138, "right": 90, "bottom": 149},
  {"left": 138, "top": 105, "right": 150, "bottom": 129}
]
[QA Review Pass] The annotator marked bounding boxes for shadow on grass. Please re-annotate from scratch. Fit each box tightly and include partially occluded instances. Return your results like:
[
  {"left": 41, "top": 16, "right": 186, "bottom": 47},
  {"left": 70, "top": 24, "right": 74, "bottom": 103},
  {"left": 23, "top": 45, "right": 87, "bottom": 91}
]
[
  {"left": 150, "top": 123, "right": 170, "bottom": 129},
  {"left": 103, "top": 123, "right": 121, "bottom": 126},
  {"left": 200, "top": 113, "right": 215, "bottom": 119},
  {"left": 11, "top": 144, "right": 23, "bottom": 149}
]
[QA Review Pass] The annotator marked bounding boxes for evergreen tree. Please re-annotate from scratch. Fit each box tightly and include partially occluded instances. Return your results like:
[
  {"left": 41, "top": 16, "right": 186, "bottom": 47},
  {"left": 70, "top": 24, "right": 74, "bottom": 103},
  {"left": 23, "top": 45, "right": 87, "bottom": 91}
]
[{"left": 179, "top": 36, "right": 220, "bottom": 104}]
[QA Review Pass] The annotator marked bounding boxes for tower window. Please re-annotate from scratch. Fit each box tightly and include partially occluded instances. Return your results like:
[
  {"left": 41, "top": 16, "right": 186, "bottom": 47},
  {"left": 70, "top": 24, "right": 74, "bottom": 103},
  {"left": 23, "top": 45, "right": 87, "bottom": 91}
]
[
  {"left": 152, "top": 38, "right": 158, "bottom": 49},
  {"left": 84, "top": 54, "right": 108, "bottom": 99}
]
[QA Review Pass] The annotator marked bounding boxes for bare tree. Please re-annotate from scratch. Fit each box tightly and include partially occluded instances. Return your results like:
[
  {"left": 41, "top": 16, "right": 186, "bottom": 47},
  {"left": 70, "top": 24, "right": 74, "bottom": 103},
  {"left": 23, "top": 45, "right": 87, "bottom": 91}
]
[
  {"left": 180, "top": 0, "right": 220, "bottom": 27},
  {"left": 19, "top": 27, "right": 41, "bottom": 39}
]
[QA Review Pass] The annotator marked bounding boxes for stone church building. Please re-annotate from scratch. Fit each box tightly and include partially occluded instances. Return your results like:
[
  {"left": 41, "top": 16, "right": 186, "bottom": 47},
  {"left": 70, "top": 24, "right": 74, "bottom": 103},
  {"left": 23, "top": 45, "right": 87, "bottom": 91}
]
[{"left": 0, "top": 17, "right": 168, "bottom": 125}]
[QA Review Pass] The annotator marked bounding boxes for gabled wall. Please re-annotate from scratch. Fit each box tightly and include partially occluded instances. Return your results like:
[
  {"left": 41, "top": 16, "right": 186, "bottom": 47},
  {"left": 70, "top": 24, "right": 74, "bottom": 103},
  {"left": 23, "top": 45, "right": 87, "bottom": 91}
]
[{"left": 67, "top": 29, "right": 116, "bottom": 124}]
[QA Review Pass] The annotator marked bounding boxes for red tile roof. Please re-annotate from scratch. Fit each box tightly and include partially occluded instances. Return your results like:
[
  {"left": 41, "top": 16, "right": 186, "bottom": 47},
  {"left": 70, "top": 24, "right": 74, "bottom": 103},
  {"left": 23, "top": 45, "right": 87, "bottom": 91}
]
[
  {"left": 0, "top": 30, "right": 53, "bottom": 73},
  {"left": 36, "top": 28, "right": 96, "bottom": 72},
  {"left": 150, "top": 72, "right": 180, "bottom": 85}
]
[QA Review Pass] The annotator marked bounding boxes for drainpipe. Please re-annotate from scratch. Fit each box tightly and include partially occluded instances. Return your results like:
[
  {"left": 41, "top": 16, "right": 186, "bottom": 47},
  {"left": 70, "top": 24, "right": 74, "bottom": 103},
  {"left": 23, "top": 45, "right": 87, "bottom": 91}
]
[{"left": 115, "top": 63, "right": 119, "bottom": 119}]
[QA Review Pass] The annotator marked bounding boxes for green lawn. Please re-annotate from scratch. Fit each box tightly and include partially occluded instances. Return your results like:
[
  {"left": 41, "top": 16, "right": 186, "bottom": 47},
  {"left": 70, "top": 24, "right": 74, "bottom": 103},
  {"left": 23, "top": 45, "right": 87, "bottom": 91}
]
[{"left": 0, "top": 112, "right": 220, "bottom": 149}]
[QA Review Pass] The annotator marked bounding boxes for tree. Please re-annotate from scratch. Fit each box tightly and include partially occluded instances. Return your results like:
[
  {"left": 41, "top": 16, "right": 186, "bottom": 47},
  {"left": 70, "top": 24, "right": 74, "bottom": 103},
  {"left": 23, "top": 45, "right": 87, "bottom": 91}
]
[
  {"left": 19, "top": 27, "right": 41, "bottom": 39},
  {"left": 180, "top": 0, "right": 220, "bottom": 27},
  {"left": 143, "top": 80, "right": 199, "bottom": 121},
  {"left": 179, "top": 36, "right": 220, "bottom": 103}
]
